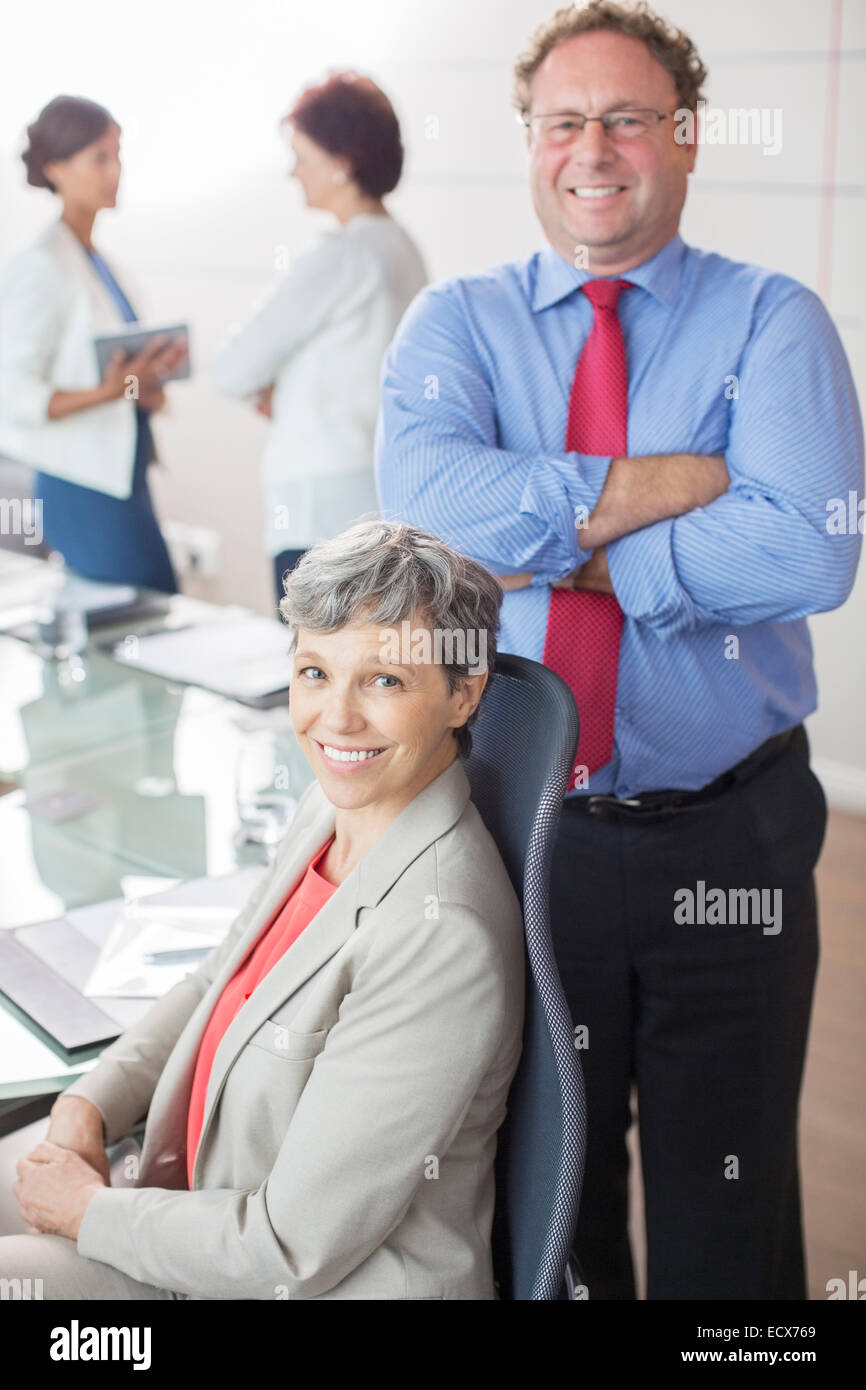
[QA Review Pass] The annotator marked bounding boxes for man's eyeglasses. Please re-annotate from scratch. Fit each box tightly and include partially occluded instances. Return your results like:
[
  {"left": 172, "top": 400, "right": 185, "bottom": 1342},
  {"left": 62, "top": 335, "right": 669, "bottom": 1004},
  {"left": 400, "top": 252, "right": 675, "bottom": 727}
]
[{"left": 523, "top": 109, "right": 675, "bottom": 146}]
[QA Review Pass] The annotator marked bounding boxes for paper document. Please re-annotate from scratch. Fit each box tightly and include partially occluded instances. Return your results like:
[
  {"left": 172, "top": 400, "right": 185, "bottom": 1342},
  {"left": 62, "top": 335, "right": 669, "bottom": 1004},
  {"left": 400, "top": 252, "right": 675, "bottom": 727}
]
[
  {"left": 81, "top": 866, "right": 266, "bottom": 999},
  {"left": 110, "top": 615, "right": 294, "bottom": 699},
  {"left": 84, "top": 918, "right": 229, "bottom": 997}
]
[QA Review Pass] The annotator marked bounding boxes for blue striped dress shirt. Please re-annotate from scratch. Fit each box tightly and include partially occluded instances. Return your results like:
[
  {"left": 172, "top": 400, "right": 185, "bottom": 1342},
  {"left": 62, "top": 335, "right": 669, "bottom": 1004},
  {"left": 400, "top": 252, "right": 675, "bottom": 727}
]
[{"left": 375, "top": 233, "right": 863, "bottom": 799}]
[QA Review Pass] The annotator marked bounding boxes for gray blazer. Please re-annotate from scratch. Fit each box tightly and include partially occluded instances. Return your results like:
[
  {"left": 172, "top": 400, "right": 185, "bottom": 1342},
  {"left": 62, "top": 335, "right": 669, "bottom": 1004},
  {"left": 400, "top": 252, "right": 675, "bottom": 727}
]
[{"left": 65, "top": 756, "right": 525, "bottom": 1300}]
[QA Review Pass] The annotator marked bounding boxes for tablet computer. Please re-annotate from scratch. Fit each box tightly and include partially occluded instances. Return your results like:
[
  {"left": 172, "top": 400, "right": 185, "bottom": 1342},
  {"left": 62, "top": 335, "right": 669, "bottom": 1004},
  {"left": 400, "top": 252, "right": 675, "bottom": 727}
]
[{"left": 94, "top": 322, "right": 191, "bottom": 382}]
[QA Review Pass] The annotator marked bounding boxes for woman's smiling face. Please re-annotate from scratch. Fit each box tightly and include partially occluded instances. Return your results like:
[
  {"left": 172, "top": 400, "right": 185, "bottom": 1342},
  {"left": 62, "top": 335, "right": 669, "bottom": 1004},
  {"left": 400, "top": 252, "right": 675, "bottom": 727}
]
[{"left": 290, "top": 611, "right": 486, "bottom": 816}]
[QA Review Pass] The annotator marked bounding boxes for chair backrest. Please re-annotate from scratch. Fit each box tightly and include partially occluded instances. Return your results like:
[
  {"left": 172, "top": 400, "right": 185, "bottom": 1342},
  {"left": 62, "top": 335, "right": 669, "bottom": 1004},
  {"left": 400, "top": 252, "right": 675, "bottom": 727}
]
[{"left": 463, "top": 652, "right": 586, "bottom": 1300}]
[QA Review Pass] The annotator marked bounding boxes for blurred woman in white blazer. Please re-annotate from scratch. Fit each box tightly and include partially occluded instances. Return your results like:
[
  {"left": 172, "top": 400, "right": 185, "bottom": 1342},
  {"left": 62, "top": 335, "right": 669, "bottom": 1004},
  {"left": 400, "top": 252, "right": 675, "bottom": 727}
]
[
  {"left": 211, "top": 73, "right": 428, "bottom": 604},
  {"left": 0, "top": 96, "right": 186, "bottom": 591}
]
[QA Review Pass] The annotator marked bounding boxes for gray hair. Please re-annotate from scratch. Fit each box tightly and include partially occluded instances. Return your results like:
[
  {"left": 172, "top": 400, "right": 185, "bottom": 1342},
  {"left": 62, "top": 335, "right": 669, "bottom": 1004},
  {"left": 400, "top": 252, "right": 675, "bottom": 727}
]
[{"left": 279, "top": 518, "right": 503, "bottom": 759}]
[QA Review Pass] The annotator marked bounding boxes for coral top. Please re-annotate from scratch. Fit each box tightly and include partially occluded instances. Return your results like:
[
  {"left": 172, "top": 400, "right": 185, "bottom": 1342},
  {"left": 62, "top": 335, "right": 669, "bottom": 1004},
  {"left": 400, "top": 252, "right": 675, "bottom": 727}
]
[{"left": 186, "top": 833, "right": 337, "bottom": 1185}]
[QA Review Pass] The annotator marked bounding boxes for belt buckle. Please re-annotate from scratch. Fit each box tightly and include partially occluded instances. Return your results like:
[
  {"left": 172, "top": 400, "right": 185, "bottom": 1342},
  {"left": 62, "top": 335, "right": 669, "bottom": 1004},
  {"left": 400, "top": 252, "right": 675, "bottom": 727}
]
[{"left": 586, "top": 794, "right": 644, "bottom": 819}]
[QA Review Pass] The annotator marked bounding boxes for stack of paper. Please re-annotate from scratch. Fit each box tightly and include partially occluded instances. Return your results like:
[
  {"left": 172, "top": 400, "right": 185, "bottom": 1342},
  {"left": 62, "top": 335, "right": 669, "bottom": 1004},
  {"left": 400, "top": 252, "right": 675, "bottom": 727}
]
[{"left": 110, "top": 614, "right": 294, "bottom": 700}]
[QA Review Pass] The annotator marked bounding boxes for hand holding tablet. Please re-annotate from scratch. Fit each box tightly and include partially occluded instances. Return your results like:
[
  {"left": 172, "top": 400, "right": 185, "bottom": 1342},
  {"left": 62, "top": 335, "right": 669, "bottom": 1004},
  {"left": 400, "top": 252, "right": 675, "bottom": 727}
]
[{"left": 95, "top": 322, "right": 191, "bottom": 400}]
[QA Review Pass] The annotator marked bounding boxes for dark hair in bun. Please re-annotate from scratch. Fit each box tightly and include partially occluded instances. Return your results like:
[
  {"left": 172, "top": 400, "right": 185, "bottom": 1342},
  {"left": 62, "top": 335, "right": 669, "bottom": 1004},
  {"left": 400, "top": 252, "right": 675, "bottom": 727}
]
[{"left": 22, "top": 95, "right": 118, "bottom": 193}]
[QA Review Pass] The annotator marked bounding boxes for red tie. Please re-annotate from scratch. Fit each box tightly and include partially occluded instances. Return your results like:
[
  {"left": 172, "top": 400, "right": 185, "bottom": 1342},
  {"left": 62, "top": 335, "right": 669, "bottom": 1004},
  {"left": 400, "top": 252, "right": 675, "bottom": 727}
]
[{"left": 541, "top": 278, "right": 634, "bottom": 788}]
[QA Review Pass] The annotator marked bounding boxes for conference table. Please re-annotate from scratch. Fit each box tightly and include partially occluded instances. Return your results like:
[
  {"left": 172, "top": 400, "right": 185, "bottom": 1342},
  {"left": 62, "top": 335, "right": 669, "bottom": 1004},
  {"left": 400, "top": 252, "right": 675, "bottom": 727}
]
[{"left": 0, "top": 576, "right": 315, "bottom": 1132}]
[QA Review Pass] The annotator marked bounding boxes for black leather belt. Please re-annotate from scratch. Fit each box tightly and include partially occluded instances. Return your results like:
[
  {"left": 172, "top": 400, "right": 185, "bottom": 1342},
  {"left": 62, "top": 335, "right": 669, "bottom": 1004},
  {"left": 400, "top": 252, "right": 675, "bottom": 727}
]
[{"left": 566, "top": 727, "right": 800, "bottom": 823}]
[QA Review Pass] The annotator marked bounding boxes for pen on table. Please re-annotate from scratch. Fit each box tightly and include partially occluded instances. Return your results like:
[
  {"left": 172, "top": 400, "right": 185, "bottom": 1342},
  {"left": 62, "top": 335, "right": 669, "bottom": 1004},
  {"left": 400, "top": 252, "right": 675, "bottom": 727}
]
[
  {"left": 143, "top": 946, "right": 213, "bottom": 965},
  {"left": 111, "top": 622, "right": 196, "bottom": 654}
]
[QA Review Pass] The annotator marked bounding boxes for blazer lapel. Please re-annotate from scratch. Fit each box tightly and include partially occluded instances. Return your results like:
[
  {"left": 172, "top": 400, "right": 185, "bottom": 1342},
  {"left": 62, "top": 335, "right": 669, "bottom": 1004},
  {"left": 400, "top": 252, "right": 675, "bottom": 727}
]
[
  {"left": 48, "top": 219, "right": 132, "bottom": 328},
  {"left": 192, "top": 861, "right": 363, "bottom": 1177},
  {"left": 203, "top": 804, "right": 335, "bottom": 1002},
  {"left": 139, "top": 795, "right": 335, "bottom": 1171}
]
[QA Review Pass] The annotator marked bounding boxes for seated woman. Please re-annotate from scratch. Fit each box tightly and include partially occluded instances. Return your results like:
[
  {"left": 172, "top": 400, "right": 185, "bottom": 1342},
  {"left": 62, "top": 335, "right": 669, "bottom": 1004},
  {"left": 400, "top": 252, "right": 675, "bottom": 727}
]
[{"left": 0, "top": 519, "right": 525, "bottom": 1300}]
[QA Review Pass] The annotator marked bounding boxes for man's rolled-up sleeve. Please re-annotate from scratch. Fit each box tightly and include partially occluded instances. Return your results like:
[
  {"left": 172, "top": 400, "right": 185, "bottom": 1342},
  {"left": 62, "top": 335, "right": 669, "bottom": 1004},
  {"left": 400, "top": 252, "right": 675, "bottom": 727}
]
[{"left": 606, "top": 286, "right": 864, "bottom": 637}]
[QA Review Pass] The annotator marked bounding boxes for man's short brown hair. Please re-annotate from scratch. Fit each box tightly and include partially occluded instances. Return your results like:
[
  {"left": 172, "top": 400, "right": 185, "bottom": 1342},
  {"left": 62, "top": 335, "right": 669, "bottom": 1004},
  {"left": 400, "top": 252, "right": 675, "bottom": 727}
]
[{"left": 513, "top": 1, "right": 708, "bottom": 118}]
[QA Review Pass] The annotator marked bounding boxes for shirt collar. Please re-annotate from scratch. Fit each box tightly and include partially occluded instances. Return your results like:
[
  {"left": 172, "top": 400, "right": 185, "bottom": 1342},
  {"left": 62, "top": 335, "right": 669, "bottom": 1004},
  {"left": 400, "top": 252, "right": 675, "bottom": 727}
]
[{"left": 530, "top": 231, "right": 686, "bottom": 313}]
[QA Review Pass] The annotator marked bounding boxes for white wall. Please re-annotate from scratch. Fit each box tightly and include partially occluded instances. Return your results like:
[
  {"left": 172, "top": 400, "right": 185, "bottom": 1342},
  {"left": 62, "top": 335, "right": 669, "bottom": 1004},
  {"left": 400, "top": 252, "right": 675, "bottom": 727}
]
[{"left": 2, "top": 0, "right": 864, "bottom": 802}]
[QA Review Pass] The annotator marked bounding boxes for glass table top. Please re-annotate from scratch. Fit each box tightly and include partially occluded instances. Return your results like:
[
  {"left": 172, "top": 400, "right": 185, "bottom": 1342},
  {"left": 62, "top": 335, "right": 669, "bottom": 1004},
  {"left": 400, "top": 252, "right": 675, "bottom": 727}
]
[
  {"left": 0, "top": 587, "right": 316, "bottom": 1098},
  {"left": 11, "top": 693, "right": 315, "bottom": 882},
  {"left": 0, "top": 636, "right": 193, "bottom": 778}
]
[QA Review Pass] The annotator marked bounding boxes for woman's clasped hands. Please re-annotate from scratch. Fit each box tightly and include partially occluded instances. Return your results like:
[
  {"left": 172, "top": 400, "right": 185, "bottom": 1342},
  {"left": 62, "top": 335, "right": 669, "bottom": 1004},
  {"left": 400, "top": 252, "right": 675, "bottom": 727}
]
[{"left": 13, "top": 1095, "right": 109, "bottom": 1241}]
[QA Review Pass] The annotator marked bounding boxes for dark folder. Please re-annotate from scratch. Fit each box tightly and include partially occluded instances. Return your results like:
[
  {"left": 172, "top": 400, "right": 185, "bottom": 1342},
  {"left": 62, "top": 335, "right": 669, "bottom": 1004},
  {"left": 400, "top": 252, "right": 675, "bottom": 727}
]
[{"left": 0, "top": 931, "right": 121, "bottom": 1065}]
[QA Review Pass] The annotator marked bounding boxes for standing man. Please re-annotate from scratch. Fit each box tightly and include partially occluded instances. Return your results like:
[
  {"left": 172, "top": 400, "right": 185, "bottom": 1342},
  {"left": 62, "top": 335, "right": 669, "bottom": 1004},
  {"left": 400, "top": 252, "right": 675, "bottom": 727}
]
[{"left": 376, "top": 1, "right": 863, "bottom": 1299}]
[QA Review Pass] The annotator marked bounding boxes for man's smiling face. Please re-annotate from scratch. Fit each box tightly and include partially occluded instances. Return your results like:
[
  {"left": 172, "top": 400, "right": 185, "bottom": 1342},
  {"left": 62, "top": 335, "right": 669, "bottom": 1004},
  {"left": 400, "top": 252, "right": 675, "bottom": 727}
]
[{"left": 527, "top": 29, "right": 696, "bottom": 274}]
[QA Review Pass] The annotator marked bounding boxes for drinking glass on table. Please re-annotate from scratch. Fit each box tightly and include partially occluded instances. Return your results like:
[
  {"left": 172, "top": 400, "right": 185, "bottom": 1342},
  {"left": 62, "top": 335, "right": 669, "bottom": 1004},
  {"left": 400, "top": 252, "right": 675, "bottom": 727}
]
[{"left": 234, "top": 730, "right": 298, "bottom": 851}]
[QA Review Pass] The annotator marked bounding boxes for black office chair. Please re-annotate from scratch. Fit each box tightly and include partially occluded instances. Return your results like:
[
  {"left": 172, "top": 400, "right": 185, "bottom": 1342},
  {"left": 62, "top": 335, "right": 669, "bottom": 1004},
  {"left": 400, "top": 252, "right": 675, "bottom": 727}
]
[{"left": 462, "top": 652, "right": 587, "bottom": 1301}]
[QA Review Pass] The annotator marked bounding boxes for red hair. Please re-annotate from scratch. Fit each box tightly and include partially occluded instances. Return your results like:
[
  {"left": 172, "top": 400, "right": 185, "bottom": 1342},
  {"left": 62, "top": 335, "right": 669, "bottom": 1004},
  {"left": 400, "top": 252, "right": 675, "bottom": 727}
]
[{"left": 285, "top": 72, "right": 403, "bottom": 199}]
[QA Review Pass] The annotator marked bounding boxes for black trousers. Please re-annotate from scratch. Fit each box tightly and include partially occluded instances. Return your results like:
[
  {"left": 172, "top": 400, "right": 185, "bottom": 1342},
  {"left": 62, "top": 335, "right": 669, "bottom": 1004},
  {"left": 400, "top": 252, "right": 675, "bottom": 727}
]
[
  {"left": 274, "top": 548, "right": 306, "bottom": 603},
  {"left": 549, "top": 727, "right": 826, "bottom": 1300}
]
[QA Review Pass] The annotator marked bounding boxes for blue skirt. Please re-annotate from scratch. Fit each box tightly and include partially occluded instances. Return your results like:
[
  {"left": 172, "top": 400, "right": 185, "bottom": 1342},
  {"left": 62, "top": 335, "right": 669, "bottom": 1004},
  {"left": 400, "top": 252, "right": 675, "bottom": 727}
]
[{"left": 33, "top": 410, "right": 178, "bottom": 594}]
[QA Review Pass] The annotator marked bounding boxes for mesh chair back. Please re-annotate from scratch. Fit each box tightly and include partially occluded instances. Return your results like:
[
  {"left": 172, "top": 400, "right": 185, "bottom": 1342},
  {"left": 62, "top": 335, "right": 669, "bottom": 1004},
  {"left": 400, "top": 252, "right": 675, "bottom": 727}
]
[{"left": 463, "top": 653, "right": 586, "bottom": 1300}]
